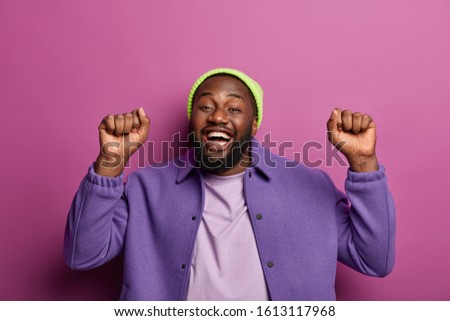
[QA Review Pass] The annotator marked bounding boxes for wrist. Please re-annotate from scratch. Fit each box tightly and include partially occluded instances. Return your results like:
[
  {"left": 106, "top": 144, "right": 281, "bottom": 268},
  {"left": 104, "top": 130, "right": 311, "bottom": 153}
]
[
  {"left": 347, "top": 154, "right": 379, "bottom": 173},
  {"left": 94, "top": 154, "right": 127, "bottom": 177}
]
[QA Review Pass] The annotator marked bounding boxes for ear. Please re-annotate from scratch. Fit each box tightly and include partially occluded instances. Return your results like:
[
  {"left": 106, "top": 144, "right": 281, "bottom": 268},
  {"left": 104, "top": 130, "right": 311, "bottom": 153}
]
[{"left": 251, "top": 117, "right": 258, "bottom": 136}]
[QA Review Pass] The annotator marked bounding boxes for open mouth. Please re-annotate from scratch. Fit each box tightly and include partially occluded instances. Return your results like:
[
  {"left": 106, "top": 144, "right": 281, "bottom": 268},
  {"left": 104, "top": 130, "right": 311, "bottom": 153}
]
[{"left": 202, "top": 128, "right": 234, "bottom": 152}]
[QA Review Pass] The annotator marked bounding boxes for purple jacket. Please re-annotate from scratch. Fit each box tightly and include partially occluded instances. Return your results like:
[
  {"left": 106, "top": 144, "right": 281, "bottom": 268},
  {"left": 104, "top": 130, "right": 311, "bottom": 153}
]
[{"left": 64, "top": 140, "right": 395, "bottom": 300}]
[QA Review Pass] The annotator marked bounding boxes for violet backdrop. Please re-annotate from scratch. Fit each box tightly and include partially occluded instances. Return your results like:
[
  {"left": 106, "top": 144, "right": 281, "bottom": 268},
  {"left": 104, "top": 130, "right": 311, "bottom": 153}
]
[{"left": 1, "top": 0, "right": 449, "bottom": 300}]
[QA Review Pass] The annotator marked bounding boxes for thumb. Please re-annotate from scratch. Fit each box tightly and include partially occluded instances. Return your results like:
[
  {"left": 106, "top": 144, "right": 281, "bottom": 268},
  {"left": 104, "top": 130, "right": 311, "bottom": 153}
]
[
  {"left": 326, "top": 108, "right": 342, "bottom": 143},
  {"left": 137, "top": 107, "right": 150, "bottom": 141}
]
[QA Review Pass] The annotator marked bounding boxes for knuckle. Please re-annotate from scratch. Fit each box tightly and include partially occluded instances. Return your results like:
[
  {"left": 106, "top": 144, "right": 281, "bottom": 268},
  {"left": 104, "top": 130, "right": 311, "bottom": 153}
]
[
  {"left": 362, "top": 114, "right": 370, "bottom": 121},
  {"left": 342, "top": 110, "right": 352, "bottom": 118}
]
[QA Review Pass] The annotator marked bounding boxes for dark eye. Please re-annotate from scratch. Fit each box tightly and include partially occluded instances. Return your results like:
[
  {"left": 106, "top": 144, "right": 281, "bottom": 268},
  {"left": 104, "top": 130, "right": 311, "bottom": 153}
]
[
  {"left": 229, "top": 107, "right": 241, "bottom": 113},
  {"left": 199, "top": 105, "right": 213, "bottom": 112}
]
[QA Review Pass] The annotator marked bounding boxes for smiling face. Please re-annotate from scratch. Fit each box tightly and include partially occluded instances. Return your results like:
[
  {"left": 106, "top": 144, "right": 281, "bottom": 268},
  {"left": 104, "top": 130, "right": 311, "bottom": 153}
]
[{"left": 189, "top": 75, "right": 258, "bottom": 175}]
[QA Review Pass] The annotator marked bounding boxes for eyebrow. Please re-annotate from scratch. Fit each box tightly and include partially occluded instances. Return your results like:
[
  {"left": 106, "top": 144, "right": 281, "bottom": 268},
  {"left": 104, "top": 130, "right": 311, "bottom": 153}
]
[{"left": 198, "top": 92, "right": 245, "bottom": 101}]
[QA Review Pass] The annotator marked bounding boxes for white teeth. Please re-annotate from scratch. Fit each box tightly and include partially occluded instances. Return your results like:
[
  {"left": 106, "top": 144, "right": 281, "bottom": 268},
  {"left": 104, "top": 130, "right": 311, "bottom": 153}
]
[{"left": 207, "top": 131, "right": 231, "bottom": 140}]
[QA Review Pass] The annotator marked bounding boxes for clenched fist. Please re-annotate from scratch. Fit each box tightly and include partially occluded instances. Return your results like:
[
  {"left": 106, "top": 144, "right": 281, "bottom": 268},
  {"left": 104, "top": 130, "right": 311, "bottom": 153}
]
[
  {"left": 327, "top": 108, "right": 378, "bottom": 172},
  {"left": 94, "top": 107, "right": 150, "bottom": 177}
]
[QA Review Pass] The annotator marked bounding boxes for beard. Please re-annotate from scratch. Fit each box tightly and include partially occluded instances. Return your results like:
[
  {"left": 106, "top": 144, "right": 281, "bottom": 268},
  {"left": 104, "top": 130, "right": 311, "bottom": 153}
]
[{"left": 189, "top": 126, "right": 253, "bottom": 174}]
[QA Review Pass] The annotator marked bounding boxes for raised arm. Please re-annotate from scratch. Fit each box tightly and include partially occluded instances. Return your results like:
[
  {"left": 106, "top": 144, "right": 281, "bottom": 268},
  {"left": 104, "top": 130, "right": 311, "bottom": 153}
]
[
  {"left": 326, "top": 108, "right": 395, "bottom": 276},
  {"left": 64, "top": 108, "right": 150, "bottom": 270}
]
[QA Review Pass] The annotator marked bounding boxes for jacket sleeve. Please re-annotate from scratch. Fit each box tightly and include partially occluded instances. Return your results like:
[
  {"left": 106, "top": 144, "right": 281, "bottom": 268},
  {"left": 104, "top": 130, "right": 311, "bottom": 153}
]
[
  {"left": 331, "top": 165, "right": 396, "bottom": 277},
  {"left": 63, "top": 164, "right": 131, "bottom": 270}
]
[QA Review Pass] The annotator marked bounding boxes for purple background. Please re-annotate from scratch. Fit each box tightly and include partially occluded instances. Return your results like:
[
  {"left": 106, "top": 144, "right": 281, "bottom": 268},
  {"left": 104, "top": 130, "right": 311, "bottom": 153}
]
[{"left": 1, "top": 0, "right": 449, "bottom": 300}]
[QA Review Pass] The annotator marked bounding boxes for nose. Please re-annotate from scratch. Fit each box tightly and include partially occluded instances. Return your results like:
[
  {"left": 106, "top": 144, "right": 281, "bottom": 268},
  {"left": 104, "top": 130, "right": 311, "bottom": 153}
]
[{"left": 209, "top": 107, "right": 229, "bottom": 124}]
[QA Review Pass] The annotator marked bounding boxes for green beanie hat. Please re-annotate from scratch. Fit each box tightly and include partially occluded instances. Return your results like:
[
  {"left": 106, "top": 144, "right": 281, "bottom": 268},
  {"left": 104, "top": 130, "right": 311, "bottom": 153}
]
[{"left": 187, "top": 68, "right": 263, "bottom": 128}]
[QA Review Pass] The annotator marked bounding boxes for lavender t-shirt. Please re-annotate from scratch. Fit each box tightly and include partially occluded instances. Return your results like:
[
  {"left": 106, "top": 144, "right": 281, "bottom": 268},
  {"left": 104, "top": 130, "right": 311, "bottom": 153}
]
[{"left": 186, "top": 171, "right": 269, "bottom": 300}]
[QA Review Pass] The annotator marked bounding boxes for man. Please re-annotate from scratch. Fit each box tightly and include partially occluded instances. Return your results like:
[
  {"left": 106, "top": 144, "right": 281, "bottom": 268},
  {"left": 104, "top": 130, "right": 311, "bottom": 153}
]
[{"left": 64, "top": 68, "right": 395, "bottom": 300}]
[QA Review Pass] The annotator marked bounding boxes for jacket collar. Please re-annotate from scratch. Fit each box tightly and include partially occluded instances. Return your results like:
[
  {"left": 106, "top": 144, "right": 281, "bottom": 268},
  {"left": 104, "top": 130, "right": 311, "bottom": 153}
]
[{"left": 176, "top": 138, "right": 273, "bottom": 184}]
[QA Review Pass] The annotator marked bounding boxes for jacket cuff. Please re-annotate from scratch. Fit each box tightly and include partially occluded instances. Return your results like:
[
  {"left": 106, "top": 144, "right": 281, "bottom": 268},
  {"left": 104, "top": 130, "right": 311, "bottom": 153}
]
[
  {"left": 346, "top": 165, "right": 386, "bottom": 183},
  {"left": 86, "top": 163, "right": 124, "bottom": 187}
]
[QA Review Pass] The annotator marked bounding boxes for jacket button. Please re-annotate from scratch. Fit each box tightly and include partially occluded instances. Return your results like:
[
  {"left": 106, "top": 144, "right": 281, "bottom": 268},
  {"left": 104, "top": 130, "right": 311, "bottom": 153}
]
[
  {"left": 267, "top": 261, "right": 274, "bottom": 268},
  {"left": 181, "top": 264, "right": 186, "bottom": 269},
  {"left": 256, "top": 213, "right": 263, "bottom": 220},
  {"left": 191, "top": 216, "right": 197, "bottom": 221}
]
